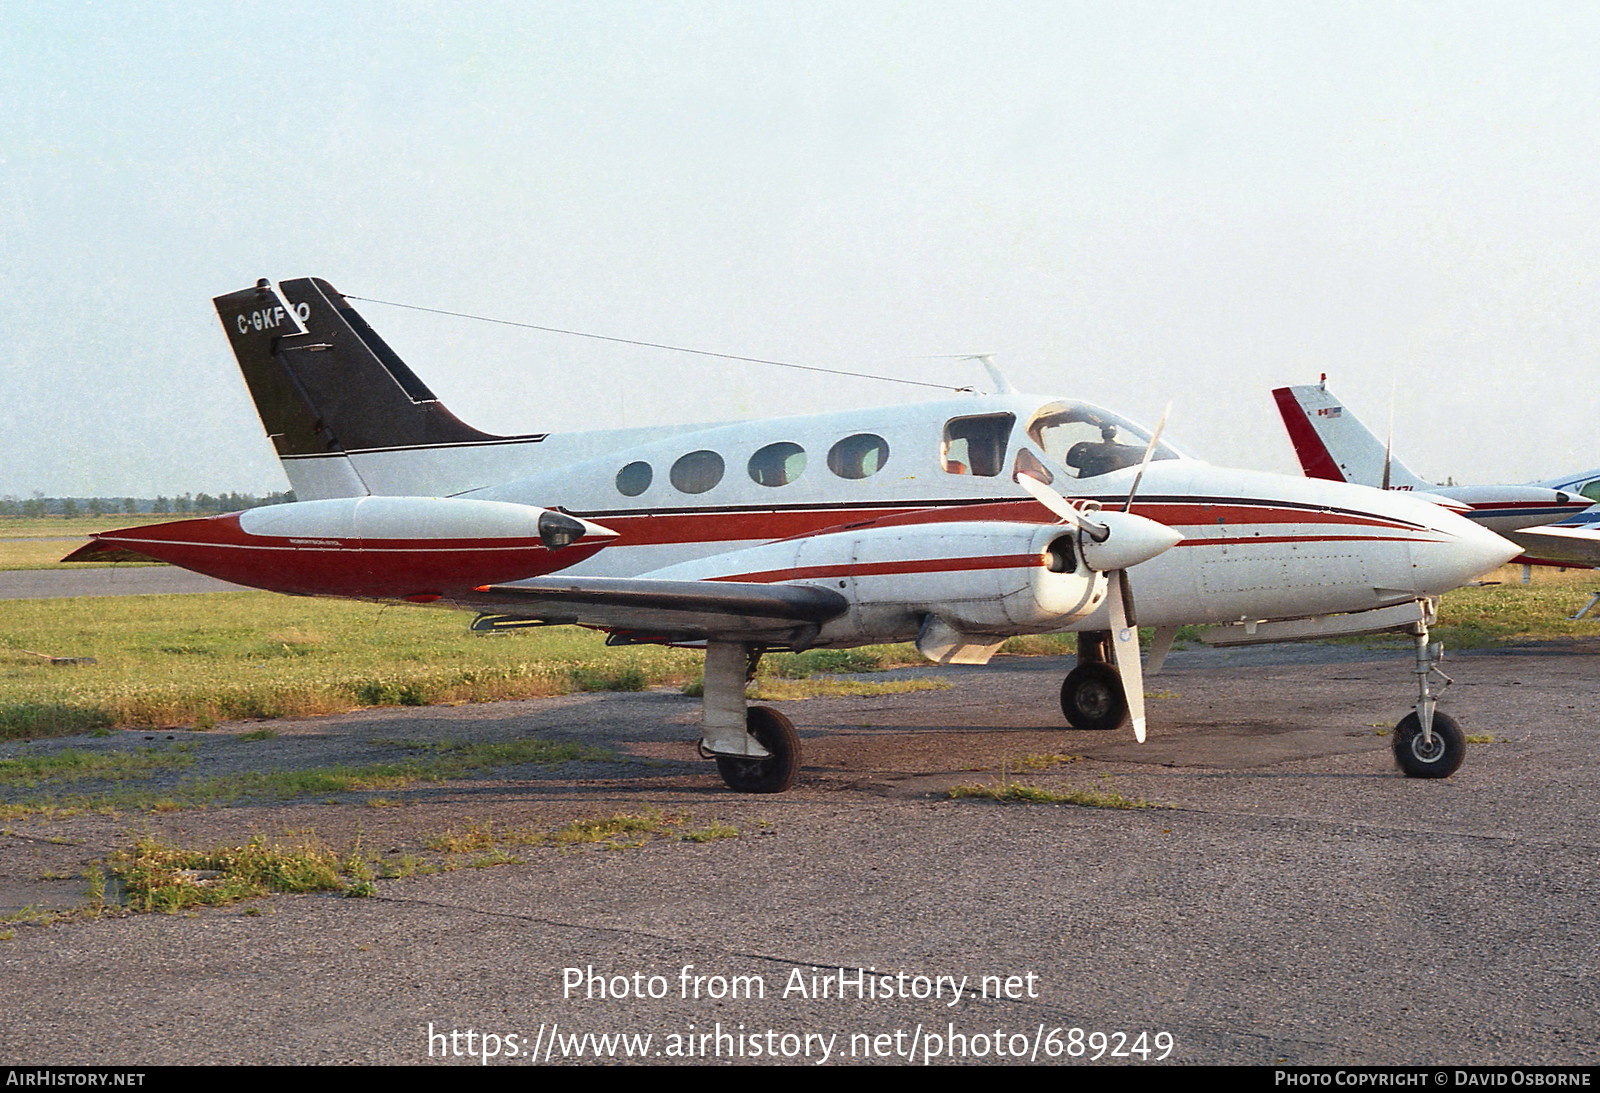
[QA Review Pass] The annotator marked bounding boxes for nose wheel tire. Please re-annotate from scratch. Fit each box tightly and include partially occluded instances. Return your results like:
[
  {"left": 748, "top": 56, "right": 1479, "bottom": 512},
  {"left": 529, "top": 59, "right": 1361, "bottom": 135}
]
[
  {"left": 715, "top": 706, "right": 800, "bottom": 793},
  {"left": 1060, "top": 662, "right": 1130, "bottom": 732},
  {"left": 1393, "top": 711, "right": 1465, "bottom": 779}
]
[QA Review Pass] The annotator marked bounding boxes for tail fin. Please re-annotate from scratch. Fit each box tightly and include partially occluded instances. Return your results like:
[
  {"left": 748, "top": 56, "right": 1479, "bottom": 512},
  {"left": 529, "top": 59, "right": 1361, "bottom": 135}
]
[
  {"left": 213, "top": 278, "right": 536, "bottom": 498},
  {"left": 1271, "top": 380, "right": 1427, "bottom": 489}
]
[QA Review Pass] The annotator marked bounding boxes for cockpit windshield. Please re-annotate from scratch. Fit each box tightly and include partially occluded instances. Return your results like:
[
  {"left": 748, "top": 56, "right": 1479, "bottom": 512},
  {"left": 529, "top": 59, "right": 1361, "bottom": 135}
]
[{"left": 1026, "top": 402, "right": 1182, "bottom": 480}]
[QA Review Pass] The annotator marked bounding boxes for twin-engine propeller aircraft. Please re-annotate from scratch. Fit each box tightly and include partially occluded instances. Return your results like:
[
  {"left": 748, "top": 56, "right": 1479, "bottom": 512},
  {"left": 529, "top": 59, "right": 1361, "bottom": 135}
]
[
  {"left": 1273, "top": 378, "right": 1600, "bottom": 570},
  {"left": 69, "top": 280, "right": 1520, "bottom": 790}
]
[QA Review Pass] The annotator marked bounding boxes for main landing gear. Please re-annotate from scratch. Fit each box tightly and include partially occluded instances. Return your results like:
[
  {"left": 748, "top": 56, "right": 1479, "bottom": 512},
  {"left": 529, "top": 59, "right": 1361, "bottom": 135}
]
[
  {"left": 697, "top": 641, "right": 799, "bottom": 793},
  {"left": 1060, "top": 632, "right": 1130, "bottom": 732}
]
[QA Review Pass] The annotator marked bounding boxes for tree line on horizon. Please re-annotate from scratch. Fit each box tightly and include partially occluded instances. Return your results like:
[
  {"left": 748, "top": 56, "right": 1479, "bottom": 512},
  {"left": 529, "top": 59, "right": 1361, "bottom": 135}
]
[{"left": 0, "top": 491, "right": 295, "bottom": 518}]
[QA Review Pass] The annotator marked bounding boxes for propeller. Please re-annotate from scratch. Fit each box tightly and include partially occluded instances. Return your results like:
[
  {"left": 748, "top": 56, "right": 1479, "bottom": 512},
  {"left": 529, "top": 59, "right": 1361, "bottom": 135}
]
[
  {"left": 1015, "top": 415, "right": 1182, "bottom": 743},
  {"left": 1382, "top": 377, "right": 1397, "bottom": 491}
]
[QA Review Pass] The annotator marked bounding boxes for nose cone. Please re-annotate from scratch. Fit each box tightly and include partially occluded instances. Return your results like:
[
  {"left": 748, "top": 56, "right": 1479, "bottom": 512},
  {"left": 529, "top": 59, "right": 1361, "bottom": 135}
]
[{"left": 1405, "top": 506, "right": 1521, "bottom": 596}]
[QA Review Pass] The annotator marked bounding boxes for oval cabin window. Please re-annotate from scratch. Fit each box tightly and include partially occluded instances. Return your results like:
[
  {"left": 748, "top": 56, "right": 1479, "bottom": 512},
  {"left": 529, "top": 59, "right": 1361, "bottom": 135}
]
[
  {"left": 748, "top": 442, "right": 807, "bottom": 487},
  {"left": 670, "top": 450, "right": 726, "bottom": 494},
  {"left": 616, "top": 461, "right": 653, "bottom": 497},
  {"left": 827, "top": 434, "right": 890, "bottom": 480}
]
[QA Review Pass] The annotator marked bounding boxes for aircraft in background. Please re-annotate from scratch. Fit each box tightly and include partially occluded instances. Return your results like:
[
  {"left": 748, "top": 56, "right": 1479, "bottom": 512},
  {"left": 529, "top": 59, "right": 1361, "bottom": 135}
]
[
  {"left": 1272, "top": 378, "right": 1600, "bottom": 573},
  {"left": 69, "top": 281, "right": 1518, "bottom": 788}
]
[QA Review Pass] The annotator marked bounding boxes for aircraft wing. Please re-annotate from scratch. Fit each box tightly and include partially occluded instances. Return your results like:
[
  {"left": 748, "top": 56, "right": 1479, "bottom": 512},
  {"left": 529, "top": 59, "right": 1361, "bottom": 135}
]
[
  {"left": 1506, "top": 522, "right": 1600, "bottom": 568},
  {"left": 468, "top": 575, "right": 851, "bottom": 646}
]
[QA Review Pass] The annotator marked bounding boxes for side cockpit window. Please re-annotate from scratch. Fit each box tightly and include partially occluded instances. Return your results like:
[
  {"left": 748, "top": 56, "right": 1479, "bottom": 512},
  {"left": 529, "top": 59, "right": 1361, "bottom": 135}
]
[
  {"left": 942, "top": 414, "right": 1014, "bottom": 477},
  {"left": 1028, "top": 403, "right": 1177, "bottom": 480}
]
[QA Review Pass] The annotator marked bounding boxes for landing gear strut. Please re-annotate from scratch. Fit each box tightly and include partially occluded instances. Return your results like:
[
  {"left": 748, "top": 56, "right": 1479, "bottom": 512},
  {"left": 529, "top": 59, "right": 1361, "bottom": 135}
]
[
  {"left": 1060, "top": 632, "right": 1130, "bottom": 731},
  {"left": 698, "top": 641, "right": 801, "bottom": 793},
  {"left": 1393, "top": 609, "right": 1464, "bottom": 778}
]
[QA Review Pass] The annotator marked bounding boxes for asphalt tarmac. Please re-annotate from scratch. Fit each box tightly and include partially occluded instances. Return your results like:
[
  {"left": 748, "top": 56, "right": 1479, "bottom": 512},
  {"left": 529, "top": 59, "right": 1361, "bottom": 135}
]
[{"left": 1, "top": 639, "right": 1595, "bottom": 1066}]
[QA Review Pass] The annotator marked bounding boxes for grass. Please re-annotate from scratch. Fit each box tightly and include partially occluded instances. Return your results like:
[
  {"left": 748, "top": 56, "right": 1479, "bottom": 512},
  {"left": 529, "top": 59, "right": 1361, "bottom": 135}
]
[
  {"left": 93, "top": 810, "right": 743, "bottom": 916},
  {"left": 109, "top": 834, "right": 350, "bottom": 913},
  {"left": 681, "top": 822, "right": 740, "bottom": 843},
  {"left": 0, "top": 745, "right": 194, "bottom": 788},
  {"left": 421, "top": 811, "right": 736, "bottom": 855},
  {"left": 0, "top": 737, "right": 610, "bottom": 816},
  {"left": 1, "top": 564, "right": 1592, "bottom": 744},
  {"left": 746, "top": 677, "right": 951, "bottom": 700},
  {"left": 947, "top": 781, "right": 1163, "bottom": 809},
  {"left": 0, "top": 516, "right": 175, "bottom": 571},
  {"left": 0, "top": 592, "right": 707, "bottom": 739},
  {"left": 0, "top": 515, "right": 177, "bottom": 538}
]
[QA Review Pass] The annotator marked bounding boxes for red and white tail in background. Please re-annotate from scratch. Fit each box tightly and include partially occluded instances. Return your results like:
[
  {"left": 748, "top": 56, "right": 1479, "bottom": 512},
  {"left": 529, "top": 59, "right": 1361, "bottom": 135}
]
[{"left": 1271, "top": 380, "right": 1429, "bottom": 490}]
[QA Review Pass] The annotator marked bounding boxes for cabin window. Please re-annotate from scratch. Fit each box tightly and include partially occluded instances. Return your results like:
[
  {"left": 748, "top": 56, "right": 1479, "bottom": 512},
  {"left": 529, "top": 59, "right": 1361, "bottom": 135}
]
[
  {"left": 942, "top": 414, "right": 1014, "bottom": 477},
  {"left": 616, "top": 461, "right": 652, "bottom": 497},
  {"left": 748, "top": 442, "right": 807, "bottom": 487},
  {"left": 828, "top": 434, "right": 890, "bottom": 479},
  {"left": 670, "top": 450, "right": 725, "bottom": 494}
]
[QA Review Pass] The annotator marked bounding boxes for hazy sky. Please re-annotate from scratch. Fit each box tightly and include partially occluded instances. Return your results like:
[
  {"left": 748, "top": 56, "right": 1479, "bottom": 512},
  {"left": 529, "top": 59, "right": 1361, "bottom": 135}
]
[{"left": 4, "top": 1, "right": 1598, "bottom": 498}]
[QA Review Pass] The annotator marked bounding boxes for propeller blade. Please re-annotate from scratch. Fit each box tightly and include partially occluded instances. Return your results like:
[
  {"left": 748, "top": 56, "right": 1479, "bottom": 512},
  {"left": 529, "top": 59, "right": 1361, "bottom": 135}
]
[
  {"left": 1015, "top": 470, "right": 1108, "bottom": 540},
  {"left": 1382, "top": 377, "right": 1396, "bottom": 491},
  {"left": 1123, "top": 402, "right": 1172, "bottom": 513},
  {"left": 1107, "top": 569, "right": 1146, "bottom": 743}
]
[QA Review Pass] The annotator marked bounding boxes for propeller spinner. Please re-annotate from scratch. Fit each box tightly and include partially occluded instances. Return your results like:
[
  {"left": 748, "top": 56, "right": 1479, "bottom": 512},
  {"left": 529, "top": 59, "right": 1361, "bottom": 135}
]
[{"left": 1015, "top": 405, "right": 1182, "bottom": 742}]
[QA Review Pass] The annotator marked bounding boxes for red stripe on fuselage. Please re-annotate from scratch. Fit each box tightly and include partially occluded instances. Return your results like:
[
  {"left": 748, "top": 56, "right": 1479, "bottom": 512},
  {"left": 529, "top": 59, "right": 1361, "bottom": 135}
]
[
  {"left": 582, "top": 496, "right": 1423, "bottom": 550},
  {"left": 706, "top": 553, "right": 1046, "bottom": 585}
]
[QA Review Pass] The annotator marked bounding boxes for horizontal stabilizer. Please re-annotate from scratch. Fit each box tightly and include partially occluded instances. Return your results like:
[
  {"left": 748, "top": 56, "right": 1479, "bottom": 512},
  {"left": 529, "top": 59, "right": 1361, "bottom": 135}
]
[{"left": 59, "top": 541, "right": 164, "bottom": 565}]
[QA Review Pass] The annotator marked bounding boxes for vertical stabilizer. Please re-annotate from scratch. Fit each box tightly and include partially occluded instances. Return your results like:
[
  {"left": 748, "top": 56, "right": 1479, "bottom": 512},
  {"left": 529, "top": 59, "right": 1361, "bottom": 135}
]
[
  {"left": 213, "top": 278, "right": 534, "bottom": 500},
  {"left": 1271, "top": 381, "right": 1428, "bottom": 489}
]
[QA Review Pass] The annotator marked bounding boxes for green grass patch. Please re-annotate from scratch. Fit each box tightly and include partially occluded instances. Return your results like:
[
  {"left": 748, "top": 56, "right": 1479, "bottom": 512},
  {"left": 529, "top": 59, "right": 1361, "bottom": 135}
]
[
  {"left": 1015, "top": 752, "right": 1083, "bottom": 771},
  {"left": 681, "top": 822, "right": 739, "bottom": 843},
  {"left": 0, "top": 592, "right": 705, "bottom": 739},
  {"left": 423, "top": 811, "right": 700, "bottom": 856},
  {"left": 948, "top": 781, "right": 1162, "bottom": 809},
  {"left": 109, "top": 834, "right": 350, "bottom": 913},
  {"left": 0, "top": 737, "right": 608, "bottom": 814},
  {"left": 550, "top": 812, "right": 681, "bottom": 845},
  {"left": 748, "top": 677, "right": 951, "bottom": 700},
  {"left": 0, "top": 745, "right": 194, "bottom": 788}
]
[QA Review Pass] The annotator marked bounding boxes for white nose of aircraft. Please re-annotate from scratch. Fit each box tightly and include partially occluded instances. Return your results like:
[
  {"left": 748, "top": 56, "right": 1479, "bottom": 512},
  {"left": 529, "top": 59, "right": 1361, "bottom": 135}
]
[{"left": 1400, "top": 498, "right": 1522, "bottom": 595}]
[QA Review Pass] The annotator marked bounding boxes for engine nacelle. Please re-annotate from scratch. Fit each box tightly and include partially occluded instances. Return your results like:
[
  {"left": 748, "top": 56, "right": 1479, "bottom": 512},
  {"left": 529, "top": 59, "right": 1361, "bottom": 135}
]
[
  {"left": 643, "top": 520, "right": 1107, "bottom": 647},
  {"left": 68, "top": 496, "right": 616, "bottom": 599}
]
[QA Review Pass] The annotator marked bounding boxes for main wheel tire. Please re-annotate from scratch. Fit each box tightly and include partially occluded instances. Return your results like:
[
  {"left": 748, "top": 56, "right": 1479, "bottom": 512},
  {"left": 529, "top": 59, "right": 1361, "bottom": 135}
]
[
  {"left": 1392, "top": 711, "right": 1466, "bottom": 779},
  {"left": 1060, "top": 662, "right": 1129, "bottom": 731},
  {"left": 715, "top": 706, "right": 800, "bottom": 793}
]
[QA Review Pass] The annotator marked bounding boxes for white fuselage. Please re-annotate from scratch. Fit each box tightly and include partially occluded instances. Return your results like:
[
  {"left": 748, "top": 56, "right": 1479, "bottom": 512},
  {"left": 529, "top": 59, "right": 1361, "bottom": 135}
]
[{"left": 280, "top": 393, "right": 1517, "bottom": 631}]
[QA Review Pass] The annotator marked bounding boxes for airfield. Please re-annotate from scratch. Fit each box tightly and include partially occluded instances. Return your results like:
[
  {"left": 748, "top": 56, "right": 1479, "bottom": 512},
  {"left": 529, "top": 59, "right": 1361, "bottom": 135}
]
[{"left": 1, "top": 634, "right": 1596, "bottom": 1066}]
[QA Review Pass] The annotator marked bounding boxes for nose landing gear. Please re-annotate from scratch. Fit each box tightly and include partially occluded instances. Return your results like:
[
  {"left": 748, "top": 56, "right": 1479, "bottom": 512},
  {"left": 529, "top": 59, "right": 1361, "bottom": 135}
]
[{"left": 1394, "top": 609, "right": 1464, "bottom": 778}]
